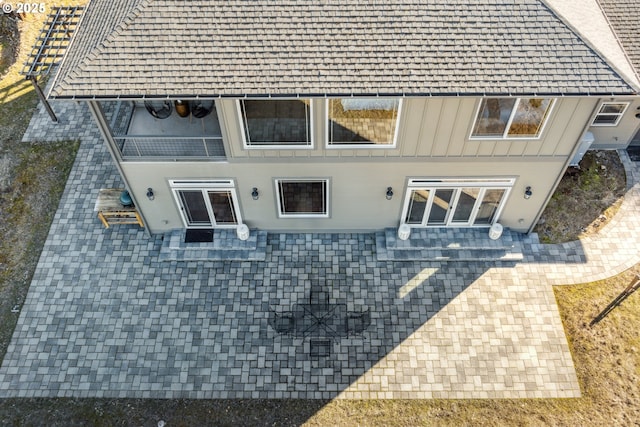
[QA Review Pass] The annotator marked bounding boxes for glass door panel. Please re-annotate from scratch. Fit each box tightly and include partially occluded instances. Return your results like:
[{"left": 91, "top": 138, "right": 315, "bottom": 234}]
[
  {"left": 405, "top": 189, "right": 430, "bottom": 224},
  {"left": 178, "top": 190, "right": 211, "bottom": 226},
  {"left": 474, "top": 189, "right": 505, "bottom": 225},
  {"left": 208, "top": 191, "right": 238, "bottom": 225},
  {"left": 427, "top": 189, "right": 454, "bottom": 225},
  {"left": 451, "top": 188, "right": 480, "bottom": 224}
]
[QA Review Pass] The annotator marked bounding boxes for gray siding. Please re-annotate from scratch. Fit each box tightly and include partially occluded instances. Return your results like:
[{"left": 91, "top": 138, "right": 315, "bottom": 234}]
[
  {"left": 589, "top": 97, "right": 640, "bottom": 149},
  {"left": 219, "top": 97, "right": 596, "bottom": 160},
  {"left": 122, "top": 158, "right": 566, "bottom": 234},
  {"left": 107, "top": 95, "right": 604, "bottom": 235}
]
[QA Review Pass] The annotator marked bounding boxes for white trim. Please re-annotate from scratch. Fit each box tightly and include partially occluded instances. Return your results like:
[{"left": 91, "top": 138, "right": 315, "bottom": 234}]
[
  {"left": 590, "top": 101, "right": 629, "bottom": 127},
  {"left": 408, "top": 178, "right": 516, "bottom": 187},
  {"left": 274, "top": 178, "right": 330, "bottom": 218},
  {"left": 169, "top": 179, "right": 242, "bottom": 228},
  {"left": 401, "top": 179, "right": 514, "bottom": 228},
  {"left": 237, "top": 99, "right": 314, "bottom": 150},
  {"left": 170, "top": 179, "right": 235, "bottom": 188},
  {"left": 469, "top": 97, "right": 556, "bottom": 140},
  {"left": 325, "top": 98, "right": 402, "bottom": 148}
]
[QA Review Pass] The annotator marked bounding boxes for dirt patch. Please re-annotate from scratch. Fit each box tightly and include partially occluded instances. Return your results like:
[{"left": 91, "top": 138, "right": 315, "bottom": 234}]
[
  {"left": 534, "top": 150, "right": 627, "bottom": 243},
  {"left": 0, "top": 14, "right": 20, "bottom": 78},
  {"left": 0, "top": 140, "right": 79, "bottom": 362}
]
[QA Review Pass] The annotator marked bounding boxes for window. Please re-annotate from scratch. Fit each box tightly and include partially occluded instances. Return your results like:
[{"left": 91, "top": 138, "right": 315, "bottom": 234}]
[
  {"left": 402, "top": 178, "right": 514, "bottom": 227},
  {"left": 471, "top": 98, "right": 555, "bottom": 139},
  {"left": 591, "top": 102, "right": 629, "bottom": 126},
  {"left": 276, "top": 179, "right": 329, "bottom": 218},
  {"left": 239, "top": 99, "right": 312, "bottom": 148},
  {"left": 327, "top": 98, "right": 401, "bottom": 147},
  {"left": 170, "top": 180, "right": 241, "bottom": 228}
]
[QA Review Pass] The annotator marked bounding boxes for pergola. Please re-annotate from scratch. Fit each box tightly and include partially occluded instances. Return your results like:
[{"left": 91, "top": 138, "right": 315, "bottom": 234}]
[{"left": 21, "top": 6, "right": 84, "bottom": 122}]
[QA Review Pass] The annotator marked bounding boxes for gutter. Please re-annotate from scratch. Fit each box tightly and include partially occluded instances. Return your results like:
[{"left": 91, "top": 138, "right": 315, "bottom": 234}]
[{"left": 47, "top": 91, "right": 637, "bottom": 102}]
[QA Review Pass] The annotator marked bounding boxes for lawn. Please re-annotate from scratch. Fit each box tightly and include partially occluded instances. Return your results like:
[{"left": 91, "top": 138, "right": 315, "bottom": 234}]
[{"left": 1, "top": 4, "right": 639, "bottom": 426}]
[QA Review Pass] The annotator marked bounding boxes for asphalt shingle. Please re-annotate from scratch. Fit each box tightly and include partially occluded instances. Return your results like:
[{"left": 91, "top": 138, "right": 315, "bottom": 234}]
[
  {"left": 49, "top": 0, "right": 635, "bottom": 98},
  {"left": 599, "top": 0, "right": 640, "bottom": 76}
]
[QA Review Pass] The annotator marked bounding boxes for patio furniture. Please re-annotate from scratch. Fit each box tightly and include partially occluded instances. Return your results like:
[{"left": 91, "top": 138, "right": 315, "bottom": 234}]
[{"left": 94, "top": 188, "right": 144, "bottom": 228}]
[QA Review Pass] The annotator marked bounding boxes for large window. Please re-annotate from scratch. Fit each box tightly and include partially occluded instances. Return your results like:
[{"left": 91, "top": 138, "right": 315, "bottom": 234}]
[
  {"left": 275, "top": 179, "right": 329, "bottom": 218},
  {"left": 471, "top": 98, "right": 555, "bottom": 139},
  {"left": 402, "top": 179, "right": 513, "bottom": 227},
  {"left": 239, "top": 99, "right": 312, "bottom": 148},
  {"left": 591, "top": 102, "right": 629, "bottom": 126},
  {"left": 327, "top": 98, "right": 401, "bottom": 147}
]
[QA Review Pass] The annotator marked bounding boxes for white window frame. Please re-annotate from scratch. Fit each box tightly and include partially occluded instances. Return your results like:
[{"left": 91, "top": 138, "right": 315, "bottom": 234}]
[
  {"left": 169, "top": 179, "right": 242, "bottom": 228},
  {"left": 275, "top": 178, "right": 330, "bottom": 218},
  {"left": 400, "top": 178, "right": 515, "bottom": 228},
  {"left": 591, "top": 101, "right": 629, "bottom": 127},
  {"left": 237, "top": 99, "right": 314, "bottom": 150},
  {"left": 325, "top": 98, "right": 402, "bottom": 148},
  {"left": 469, "top": 98, "right": 556, "bottom": 140}
]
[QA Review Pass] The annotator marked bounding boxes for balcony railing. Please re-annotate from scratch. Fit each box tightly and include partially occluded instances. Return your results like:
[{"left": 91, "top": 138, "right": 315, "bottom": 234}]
[
  {"left": 114, "top": 136, "right": 226, "bottom": 160},
  {"left": 100, "top": 100, "right": 227, "bottom": 161}
]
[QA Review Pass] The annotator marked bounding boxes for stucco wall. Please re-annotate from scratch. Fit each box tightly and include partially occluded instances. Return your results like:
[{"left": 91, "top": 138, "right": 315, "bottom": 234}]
[
  {"left": 588, "top": 97, "right": 640, "bottom": 149},
  {"left": 123, "top": 158, "right": 565, "bottom": 234}
]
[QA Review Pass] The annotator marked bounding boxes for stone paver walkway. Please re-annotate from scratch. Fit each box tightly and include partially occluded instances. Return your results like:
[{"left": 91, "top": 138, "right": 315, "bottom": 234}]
[{"left": 0, "top": 98, "right": 638, "bottom": 399}]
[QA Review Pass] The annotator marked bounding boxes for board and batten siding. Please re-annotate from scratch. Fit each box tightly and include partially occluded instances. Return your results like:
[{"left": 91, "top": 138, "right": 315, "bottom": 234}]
[
  {"left": 218, "top": 97, "right": 599, "bottom": 160},
  {"left": 108, "top": 96, "right": 605, "bottom": 235}
]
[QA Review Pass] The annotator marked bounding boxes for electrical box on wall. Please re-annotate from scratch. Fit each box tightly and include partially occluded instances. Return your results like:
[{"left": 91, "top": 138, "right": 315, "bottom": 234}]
[{"left": 569, "top": 132, "right": 595, "bottom": 168}]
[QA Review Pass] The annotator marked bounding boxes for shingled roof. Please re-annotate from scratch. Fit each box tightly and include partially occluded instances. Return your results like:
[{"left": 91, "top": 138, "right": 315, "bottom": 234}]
[
  {"left": 49, "top": 0, "right": 637, "bottom": 99},
  {"left": 598, "top": 0, "right": 640, "bottom": 77}
]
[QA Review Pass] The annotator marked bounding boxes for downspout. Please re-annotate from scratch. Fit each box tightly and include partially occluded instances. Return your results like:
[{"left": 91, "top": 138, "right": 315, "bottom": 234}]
[{"left": 87, "top": 100, "right": 152, "bottom": 237}]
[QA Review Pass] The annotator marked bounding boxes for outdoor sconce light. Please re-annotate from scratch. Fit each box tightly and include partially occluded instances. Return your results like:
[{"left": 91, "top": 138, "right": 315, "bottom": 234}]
[
  {"left": 386, "top": 187, "right": 394, "bottom": 200},
  {"left": 146, "top": 188, "right": 155, "bottom": 201},
  {"left": 251, "top": 187, "right": 259, "bottom": 200},
  {"left": 524, "top": 186, "right": 533, "bottom": 200}
]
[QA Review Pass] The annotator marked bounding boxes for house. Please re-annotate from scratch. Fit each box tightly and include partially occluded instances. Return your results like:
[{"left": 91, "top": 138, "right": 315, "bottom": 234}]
[{"left": 47, "top": 0, "right": 640, "bottom": 241}]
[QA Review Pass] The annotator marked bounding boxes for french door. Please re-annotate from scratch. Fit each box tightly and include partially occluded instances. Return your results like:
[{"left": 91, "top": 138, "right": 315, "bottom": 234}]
[
  {"left": 171, "top": 180, "right": 241, "bottom": 228},
  {"left": 402, "top": 179, "right": 513, "bottom": 227}
]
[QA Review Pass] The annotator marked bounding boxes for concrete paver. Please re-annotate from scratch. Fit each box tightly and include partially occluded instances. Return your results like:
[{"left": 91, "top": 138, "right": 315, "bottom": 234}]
[{"left": 0, "top": 97, "right": 638, "bottom": 399}]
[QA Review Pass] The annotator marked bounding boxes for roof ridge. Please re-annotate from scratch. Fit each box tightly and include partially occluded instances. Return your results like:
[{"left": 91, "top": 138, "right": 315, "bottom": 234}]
[
  {"left": 50, "top": 0, "right": 638, "bottom": 98},
  {"left": 541, "top": 0, "right": 640, "bottom": 93},
  {"left": 595, "top": 0, "right": 640, "bottom": 86},
  {"left": 74, "top": 0, "right": 152, "bottom": 75}
]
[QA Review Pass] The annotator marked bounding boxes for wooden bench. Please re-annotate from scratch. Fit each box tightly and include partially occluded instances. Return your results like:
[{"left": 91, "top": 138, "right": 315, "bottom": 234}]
[{"left": 94, "top": 188, "right": 144, "bottom": 228}]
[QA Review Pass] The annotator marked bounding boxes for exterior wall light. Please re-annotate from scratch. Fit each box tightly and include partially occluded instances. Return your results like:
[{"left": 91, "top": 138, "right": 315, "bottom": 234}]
[
  {"left": 146, "top": 188, "right": 155, "bottom": 201},
  {"left": 386, "top": 187, "right": 394, "bottom": 200},
  {"left": 251, "top": 187, "right": 259, "bottom": 200},
  {"left": 524, "top": 186, "right": 533, "bottom": 199}
]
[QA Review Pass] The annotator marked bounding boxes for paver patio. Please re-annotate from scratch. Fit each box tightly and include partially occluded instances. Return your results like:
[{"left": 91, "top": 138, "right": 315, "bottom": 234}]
[{"left": 0, "top": 98, "right": 639, "bottom": 399}]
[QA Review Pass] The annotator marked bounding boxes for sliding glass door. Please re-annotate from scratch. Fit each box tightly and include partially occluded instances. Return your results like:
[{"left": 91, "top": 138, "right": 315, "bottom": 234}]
[
  {"left": 402, "top": 180, "right": 512, "bottom": 227},
  {"left": 171, "top": 180, "right": 241, "bottom": 228}
]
